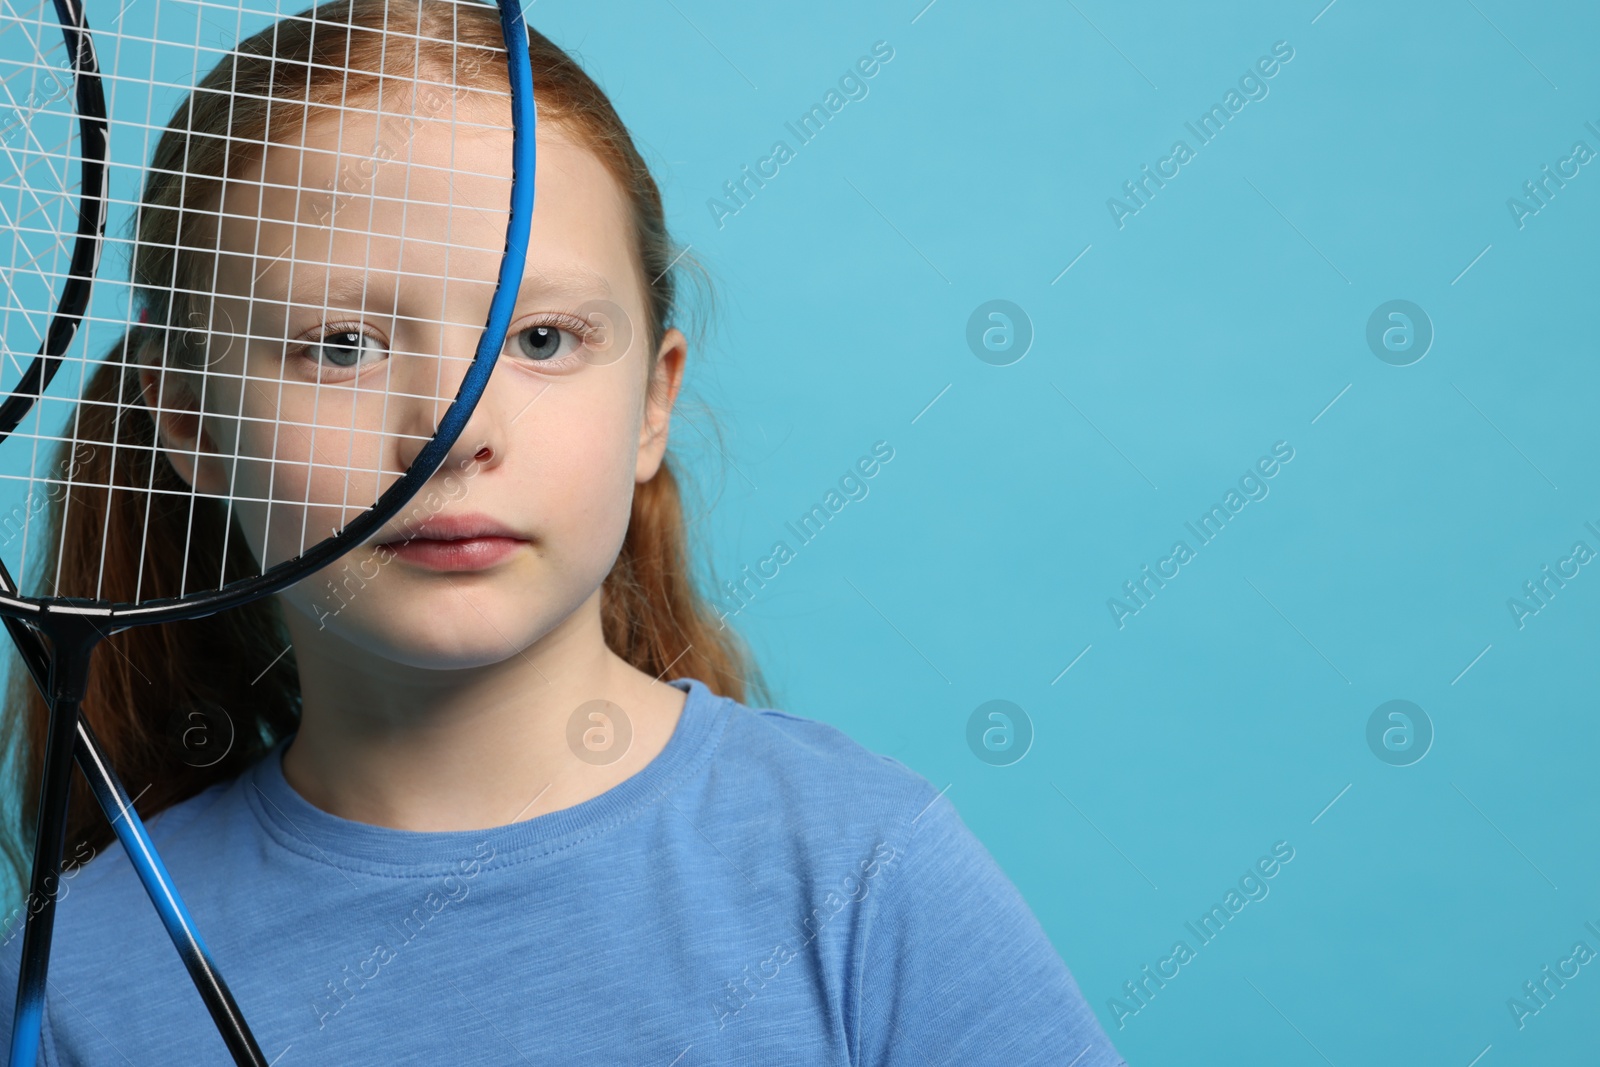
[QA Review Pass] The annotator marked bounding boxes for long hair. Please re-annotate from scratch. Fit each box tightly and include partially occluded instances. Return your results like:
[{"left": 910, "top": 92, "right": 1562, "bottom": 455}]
[{"left": 0, "top": 0, "right": 766, "bottom": 893}]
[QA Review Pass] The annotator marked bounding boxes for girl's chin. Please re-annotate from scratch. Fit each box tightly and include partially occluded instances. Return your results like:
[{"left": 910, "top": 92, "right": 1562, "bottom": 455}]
[
  {"left": 338, "top": 631, "right": 537, "bottom": 672},
  {"left": 284, "top": 600, "right": 544, "bottom": 669}
]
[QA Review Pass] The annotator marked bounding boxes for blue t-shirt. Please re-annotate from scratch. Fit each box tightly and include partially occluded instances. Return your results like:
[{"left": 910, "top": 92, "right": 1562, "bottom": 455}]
[{"left": 0, "top": 677, "right": 1124, "bottom": 1065}]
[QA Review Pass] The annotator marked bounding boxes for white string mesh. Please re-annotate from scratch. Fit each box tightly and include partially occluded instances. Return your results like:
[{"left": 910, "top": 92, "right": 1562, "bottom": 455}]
[{"left": 0, "top": 0, "right": 520, "bottom": 607}]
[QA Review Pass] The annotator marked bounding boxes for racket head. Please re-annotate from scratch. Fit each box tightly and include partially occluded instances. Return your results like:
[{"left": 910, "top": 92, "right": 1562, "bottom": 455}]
[{"left": 0, "top": 0, "right": 537, "bottom": 626}]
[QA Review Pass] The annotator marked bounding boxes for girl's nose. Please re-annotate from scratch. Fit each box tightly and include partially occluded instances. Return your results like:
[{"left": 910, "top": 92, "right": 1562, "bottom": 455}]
[{"left": 392, "top": 326, "right": 507, "bottom": 478}]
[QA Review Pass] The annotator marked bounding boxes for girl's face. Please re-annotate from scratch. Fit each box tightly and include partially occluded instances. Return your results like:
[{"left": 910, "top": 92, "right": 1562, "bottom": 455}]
[{"left": 140, "top": 94, "right": 683, "bottom": 670}]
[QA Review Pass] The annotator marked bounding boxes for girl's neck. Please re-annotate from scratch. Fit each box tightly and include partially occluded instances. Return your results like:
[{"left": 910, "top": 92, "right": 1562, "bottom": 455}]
[{"left": 275, "top": 589, "right": 687, "bottom": 833}]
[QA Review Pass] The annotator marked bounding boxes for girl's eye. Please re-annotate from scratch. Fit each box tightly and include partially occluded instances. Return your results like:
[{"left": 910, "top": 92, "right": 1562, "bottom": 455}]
[
  {"left": 513, "top": 324, "right": 583, "bottom": 364},
  {"left": 307, "top": 329, "right": 384, "bottom": 370}
]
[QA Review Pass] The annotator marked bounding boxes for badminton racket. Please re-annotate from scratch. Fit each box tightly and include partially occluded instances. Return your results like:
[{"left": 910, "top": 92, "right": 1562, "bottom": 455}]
[{"left": 0, "top": 0, "right": 537, "bottom": 1062}]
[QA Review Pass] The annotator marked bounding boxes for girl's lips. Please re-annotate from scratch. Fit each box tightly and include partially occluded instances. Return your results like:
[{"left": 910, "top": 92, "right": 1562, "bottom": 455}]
[{"left": 384, "top": 536, "right": 525, "bottom": 572}]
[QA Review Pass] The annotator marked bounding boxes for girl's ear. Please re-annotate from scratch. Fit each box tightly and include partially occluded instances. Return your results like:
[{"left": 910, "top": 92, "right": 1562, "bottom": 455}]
[
  {"left": 637, "top": 326, "right": 686, "bottom": 483},
  {"left": 136, "top": 346, "right": 227, "bottom": 495}
]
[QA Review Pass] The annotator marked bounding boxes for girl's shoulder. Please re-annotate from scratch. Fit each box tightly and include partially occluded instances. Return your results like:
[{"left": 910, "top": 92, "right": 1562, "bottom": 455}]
[
  {"left": 701, "top": 681, "right": 1128, "bottom": 1064},
  {"left": 703, "top": 679, "right": 944, "bottom": 824},
  {"left": 692, "top": 678, "right": 974, "bottom": 904}
]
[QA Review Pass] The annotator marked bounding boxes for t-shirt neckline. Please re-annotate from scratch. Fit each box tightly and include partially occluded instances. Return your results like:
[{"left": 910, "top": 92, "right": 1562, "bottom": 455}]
[{"left": 244, "top": 676, "right": 726, "bottom": 875}]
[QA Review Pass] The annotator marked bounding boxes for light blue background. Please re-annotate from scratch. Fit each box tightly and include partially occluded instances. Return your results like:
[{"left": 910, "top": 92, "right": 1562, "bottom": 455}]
[
  {"left": 3, "top": 0, "right": 1595, "bottom": 1063},
  {"left": 529, "top": 0, "right": 1600, "bottom": 1063}
]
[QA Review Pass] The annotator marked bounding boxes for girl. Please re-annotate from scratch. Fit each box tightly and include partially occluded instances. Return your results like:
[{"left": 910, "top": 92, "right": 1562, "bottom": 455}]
[{"left": 0, "top": 1, "right": 1124, "bottom": 1063}]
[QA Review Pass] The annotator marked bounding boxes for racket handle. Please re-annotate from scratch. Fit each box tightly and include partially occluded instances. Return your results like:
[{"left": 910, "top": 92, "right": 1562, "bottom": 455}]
[
  {"left": 7, "top": 623, "right": 89, "bottom": 1067},
  {"left": 0, "top": 605, "right": 269, "bottom": 1066}
]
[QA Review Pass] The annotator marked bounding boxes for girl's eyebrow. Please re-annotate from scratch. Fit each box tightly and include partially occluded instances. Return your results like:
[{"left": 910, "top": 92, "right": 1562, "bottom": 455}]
[
  {"left": 239, "top": 260, "right": 615, "bottom": 319},
  {"left": 519, "top": 263, "right": 612, "bottom": 301},
  {"left": 278, "top": 271, "right": 400, "bottom": 311}
]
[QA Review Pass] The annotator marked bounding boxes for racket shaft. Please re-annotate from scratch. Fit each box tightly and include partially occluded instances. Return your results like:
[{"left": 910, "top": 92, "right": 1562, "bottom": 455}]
[{"left": 76, "top": 731, "right": 269, "bottom": 1066}]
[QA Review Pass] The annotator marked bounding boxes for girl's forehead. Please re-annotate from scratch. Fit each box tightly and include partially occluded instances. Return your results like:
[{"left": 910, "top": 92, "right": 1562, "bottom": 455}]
[
  {"left": 243, "top": 110, "right": 512, "bottom": 221},
  {"left": 212, "top": 118, "right": 643, "bottom": 310}
]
